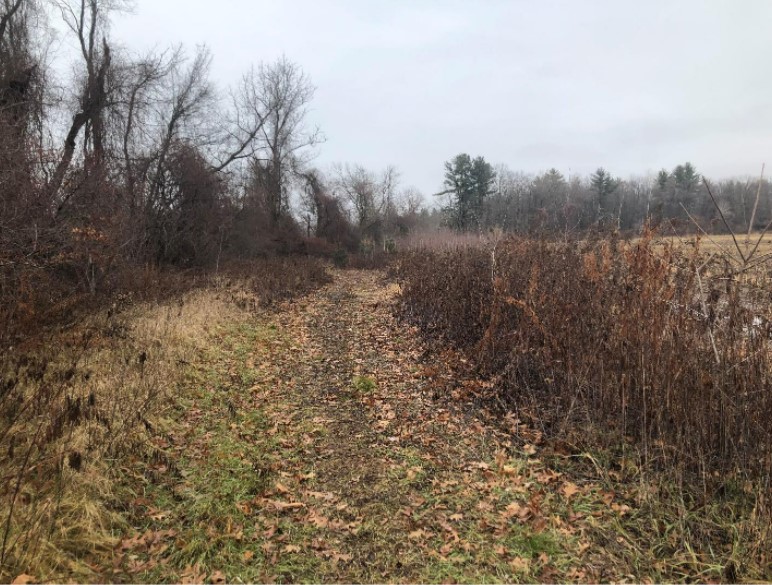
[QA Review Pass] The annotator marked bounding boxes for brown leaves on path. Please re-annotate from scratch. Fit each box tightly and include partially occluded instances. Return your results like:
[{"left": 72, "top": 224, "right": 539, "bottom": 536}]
[{"left": 108, "top": 269, "right": 642, "bottom": 583}]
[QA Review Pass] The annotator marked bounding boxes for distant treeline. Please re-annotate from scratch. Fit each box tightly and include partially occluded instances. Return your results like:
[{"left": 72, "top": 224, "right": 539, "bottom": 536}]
[{"left": 435, "top": 155, "right": 770, "bottom": 235}]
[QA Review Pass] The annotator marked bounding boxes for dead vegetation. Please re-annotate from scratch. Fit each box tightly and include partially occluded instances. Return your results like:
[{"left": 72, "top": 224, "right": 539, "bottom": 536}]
[
  {"left": 4, "top": 263, "right": 772, "bottom": 582},
  {"left": 397, "top": 229, "right": 772, "bottom": 578},
  {"left": 0, "top": 258, "right": 329, "bottom": 582}
]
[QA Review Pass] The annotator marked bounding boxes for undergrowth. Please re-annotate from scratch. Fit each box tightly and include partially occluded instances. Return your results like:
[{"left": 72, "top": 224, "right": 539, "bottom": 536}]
[{"left": 396, "top": 230, "right": 772, "bottom": 577}]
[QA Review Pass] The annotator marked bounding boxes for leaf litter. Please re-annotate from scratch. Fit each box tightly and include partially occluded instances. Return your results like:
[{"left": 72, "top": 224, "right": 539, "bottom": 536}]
[{"left": 99, "top": 269, "right": 727, "bottom": 583}]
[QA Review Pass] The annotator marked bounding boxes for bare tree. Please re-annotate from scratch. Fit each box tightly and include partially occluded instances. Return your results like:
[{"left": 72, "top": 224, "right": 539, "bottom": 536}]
[
  {"left": 332, "top": 163, "right": 399, "bottom": 244},
  {"left": 0, "top": 0, "right": 24, "bottom": 42},
  {"left": 210, "top": 66, "right": 275, "bottom": 173},
  {"left": 399, "top": 186, "right": 424, "bottom": 216},
  {"left": 110, "top": 47, "right": 181, "bottom": 210},
  {"left": 252, "top": 56, "right": 322, "bottom": 220},
  {"left": 48, "top": 0, "right": 120, "bottom": 207},
  {"left": 145, "top": 45, "right": 213, "bottom": 207},
  {"left": 0, "top": 0, "right": 43, "bottom": 256}
]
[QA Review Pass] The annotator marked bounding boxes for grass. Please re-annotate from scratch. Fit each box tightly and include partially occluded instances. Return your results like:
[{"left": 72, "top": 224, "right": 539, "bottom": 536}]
[
  {"left": 351, "top": 375, "right": 377, "bottom": 394},
  {"left": 110, "top": 316, "right": 280, "bottom": 583},
  {"left": 652, "top": 231, "right": 772, "bottom": 254},
  {"left": 0, "top": 284, "right": 262, "bottom": 582}
]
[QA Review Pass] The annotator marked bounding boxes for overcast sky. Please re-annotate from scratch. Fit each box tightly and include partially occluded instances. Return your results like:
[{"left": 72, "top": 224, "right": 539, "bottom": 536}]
[{"left": 108, "top": 0, "right": 772, "bottom": 195}]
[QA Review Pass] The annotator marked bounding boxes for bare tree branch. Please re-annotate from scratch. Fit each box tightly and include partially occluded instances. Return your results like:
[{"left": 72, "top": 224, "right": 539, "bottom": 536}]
[{"left": 702, "top": 177, "right": 747, "bottom": 263}]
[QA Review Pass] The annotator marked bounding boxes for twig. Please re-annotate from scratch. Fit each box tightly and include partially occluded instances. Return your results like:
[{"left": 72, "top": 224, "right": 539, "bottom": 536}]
[
  {"left": 702, "top": 178, "right": 747, "bottom": 263},
  {"left": 695, "top": 258, "right": 720, "bottom": 365},
  {"left": 678, "top": 203, "right": 741, "bottom": 265},
  {"left": 746, "top": 216, "right": 772, "bottom": 263},
  {"left": 746, "top": 163, "right": 765, "bottom": 252}
]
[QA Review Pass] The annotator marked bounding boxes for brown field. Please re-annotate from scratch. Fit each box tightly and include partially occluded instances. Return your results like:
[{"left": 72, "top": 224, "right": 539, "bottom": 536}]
[{"left": 650, "top": 232, "right": 772, "bottom": 257}]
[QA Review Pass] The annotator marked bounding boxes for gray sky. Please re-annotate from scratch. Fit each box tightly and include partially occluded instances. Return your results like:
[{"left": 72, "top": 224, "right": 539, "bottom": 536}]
[{"left": 110, "top": 0, "right": 772, "bottom": 195}]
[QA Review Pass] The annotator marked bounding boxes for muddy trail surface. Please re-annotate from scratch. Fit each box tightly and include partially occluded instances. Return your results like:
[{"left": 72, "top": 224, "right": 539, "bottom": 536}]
[{"left": 107, "top": 270, "right": 652, "bottom": 583}]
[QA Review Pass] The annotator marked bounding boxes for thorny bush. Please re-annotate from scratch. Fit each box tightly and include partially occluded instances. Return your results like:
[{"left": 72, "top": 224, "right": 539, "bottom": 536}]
[{"left": 397, "top": 231, "right": 772, "bottom": 489}]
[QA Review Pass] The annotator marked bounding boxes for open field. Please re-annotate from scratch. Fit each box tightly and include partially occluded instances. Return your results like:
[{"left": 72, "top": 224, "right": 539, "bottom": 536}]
[{"left": 650, "top": 232, "right": 772, "bottom": 258}]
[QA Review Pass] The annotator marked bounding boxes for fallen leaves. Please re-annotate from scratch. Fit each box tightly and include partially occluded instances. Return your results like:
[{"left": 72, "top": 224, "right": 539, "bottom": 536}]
[
  {"left": 320, "top": 550, "right": 353, "bottom": 563},
  {"left": 180, "top": 564, "right": 206, "bottom": 584},
  {"left": 561, "top": 481, "right": 581, "bottom": 499},
  {"left": 612, "top": 502, "right": 632, "bottom": 515},
  {"left": 307, "top": 509, "right": 330, "bottom": 528},
  {"left": 509, "top": 556, "right": 531, "bottom": 573},
  {"left": 263, "top": 499, "right": 305, "bottom": 512},
  {"left": 118, "top": 529, "right": 177, "bottom": 554},
  {"left": 405, "top": 466, "right": 422, "bottom": 481},
  {"left": 305, "top": 490, "right": 337, "bottom": 502},
  {"left": 95, "top": 270, "right": 654, "bottom": 585},
  {"left": 501, "top": 501, "right": 531, "bottom": 522}
]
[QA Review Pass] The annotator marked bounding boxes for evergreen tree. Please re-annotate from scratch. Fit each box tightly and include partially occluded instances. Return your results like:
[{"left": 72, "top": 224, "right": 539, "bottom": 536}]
[
  {"left": 443, "top": 153, "right": 495, "bottom": 231},
  {"left": 672, "top": 162, "right": 700, "bottom": 217},
  {"left": 673, "top": 162, "right": 699, "bottom": 192},
  {"left": 656, "top": 169, "right": 669, "bottom": 191},
  {"left": 590, "top": 167, "right": 619, "bottom": 218}
]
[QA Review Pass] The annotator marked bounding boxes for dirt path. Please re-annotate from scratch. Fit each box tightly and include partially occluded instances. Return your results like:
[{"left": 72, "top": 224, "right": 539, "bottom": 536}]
[{"left": 109, "top": 270, "right": 634, "bottom": 583}]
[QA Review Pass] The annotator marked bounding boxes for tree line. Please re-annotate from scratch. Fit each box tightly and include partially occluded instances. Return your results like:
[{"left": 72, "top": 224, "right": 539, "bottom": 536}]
[
  {"left": 1, "top": 0, "right": 435, "bottom": 347},
  {"left": 439, "top": 154, "right": 770, "bottom": 235}
]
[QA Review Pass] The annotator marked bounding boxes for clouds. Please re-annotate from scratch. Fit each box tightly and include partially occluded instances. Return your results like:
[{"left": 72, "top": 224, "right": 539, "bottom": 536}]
[{"left": 112, "top": 0, "right": 772, "bottom": 193}]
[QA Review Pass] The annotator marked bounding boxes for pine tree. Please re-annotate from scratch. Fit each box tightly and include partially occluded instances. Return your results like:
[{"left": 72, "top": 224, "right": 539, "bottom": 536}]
[
  {"left": 443, "top": 153, "right": 495, "bottom": 231},
  {"left": 590, "top": 167, "right": 619, "bottom": 218}
]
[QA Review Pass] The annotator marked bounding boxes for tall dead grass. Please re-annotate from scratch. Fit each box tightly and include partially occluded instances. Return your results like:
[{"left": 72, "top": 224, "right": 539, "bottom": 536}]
[{"left": 0, "top": 258, "right": 330, "bottom": 581}]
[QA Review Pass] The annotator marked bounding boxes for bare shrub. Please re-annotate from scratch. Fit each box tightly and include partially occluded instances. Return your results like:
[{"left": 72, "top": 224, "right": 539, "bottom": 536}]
[{"left": 397, "top": 230, "right": 772, "bottom": 487}]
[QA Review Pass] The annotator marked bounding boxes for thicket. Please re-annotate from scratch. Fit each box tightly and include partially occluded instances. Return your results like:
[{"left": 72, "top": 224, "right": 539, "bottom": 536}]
[
  {"left": 0, "top": 1, "right": 422, "bottom": 348},
  {"left": 397, "top": 231, "right": 772, "bottom": 491}
]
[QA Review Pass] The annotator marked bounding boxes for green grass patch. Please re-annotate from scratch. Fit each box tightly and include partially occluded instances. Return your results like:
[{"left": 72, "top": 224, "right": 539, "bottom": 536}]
[{"left": 351, "top": 375, "right": 377, "bottom": 394}]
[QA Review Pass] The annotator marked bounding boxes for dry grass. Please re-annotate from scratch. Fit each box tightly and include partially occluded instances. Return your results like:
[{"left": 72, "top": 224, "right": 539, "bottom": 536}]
[
  {"left": 0, "top": 257, "right": 331, "bottom": 581},
  {"left": 647, "top": 232, "right": 772, "bottom": 258},
  {"left": 0, "top": 282, "right": 262, "bottom": 582},
  {"left": 396, "top": 228, "right": 495, "bottom": 252}
]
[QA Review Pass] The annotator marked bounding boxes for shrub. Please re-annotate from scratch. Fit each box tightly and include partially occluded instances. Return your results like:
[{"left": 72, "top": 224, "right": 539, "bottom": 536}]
[{"left": 397, "top": 232, "right": 772, "bottom": 487}]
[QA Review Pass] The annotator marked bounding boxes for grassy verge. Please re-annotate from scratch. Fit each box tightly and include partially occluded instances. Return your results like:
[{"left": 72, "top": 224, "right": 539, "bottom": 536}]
[
  {"left": 0, "top": 267, "right": 325, "bottom": 583},
  {"left": 110, "top": 320, "right": 279, "bottom": 583}
]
